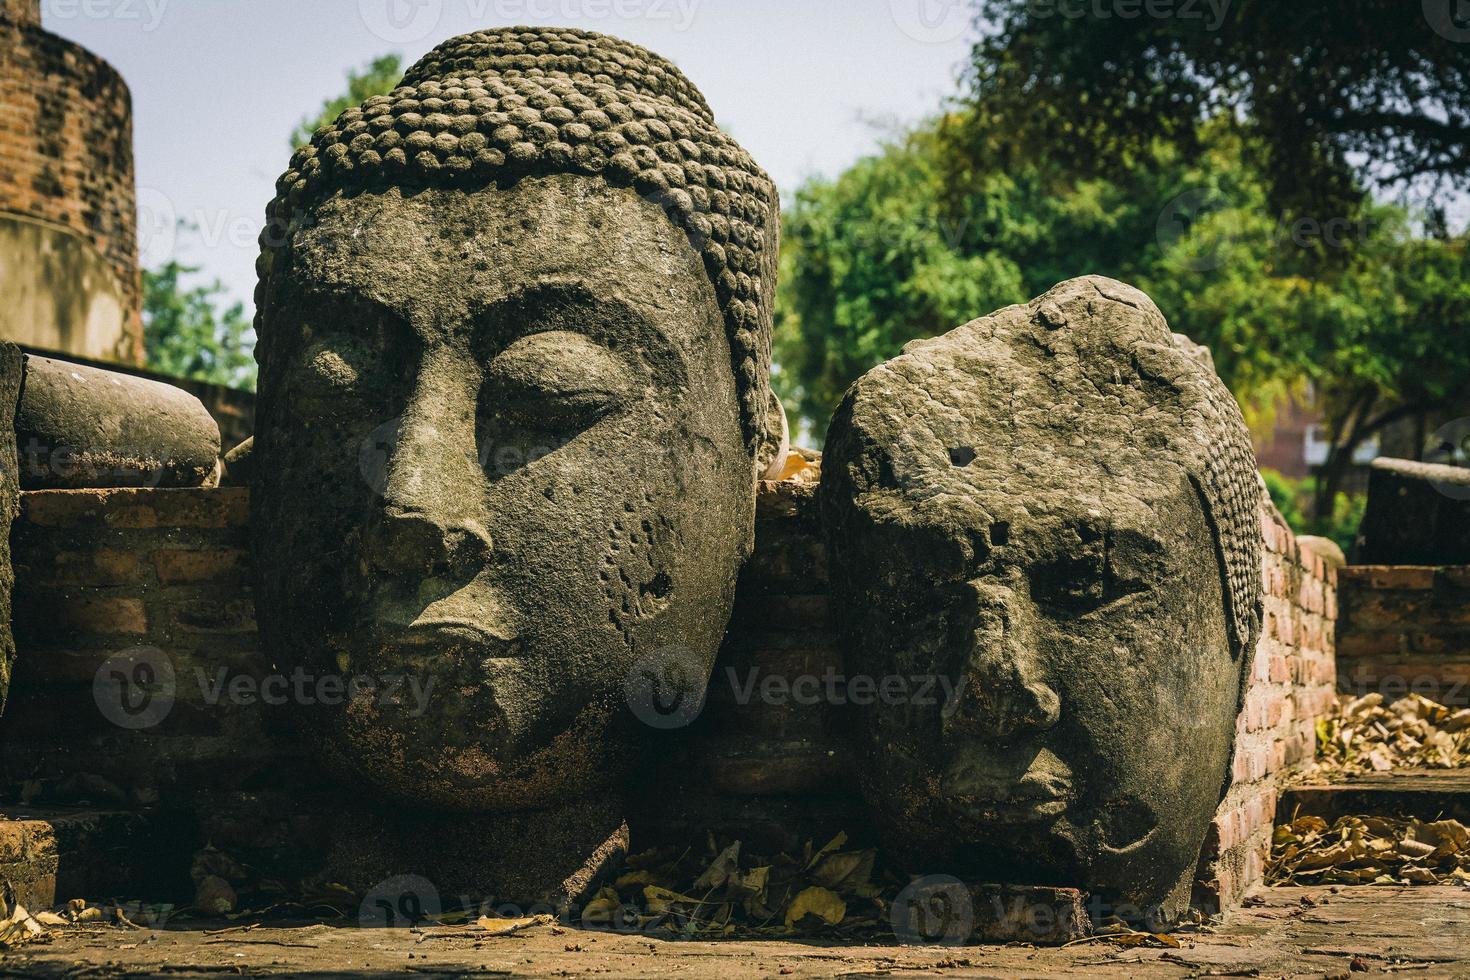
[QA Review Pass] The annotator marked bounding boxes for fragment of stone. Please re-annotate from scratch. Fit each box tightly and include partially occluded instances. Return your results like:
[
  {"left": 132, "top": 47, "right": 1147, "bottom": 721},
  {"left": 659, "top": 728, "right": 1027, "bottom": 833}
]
[
  {"left": 1297, "top": 535, "right": 1346, "bottom": 570},
  {"left": 890, "top": 881, "right": 1090, "bottom": 945},
  {"left": 220, "top": 436, "right": 253, "bottom": 487},
  {"left": 14, "top": 354, "right": 221, "bottom": 489},
  {"left": 821, "top": 276, "right": 1263, "bottom": 924},
  {"left": 1356, "top": 457, "right": 1470, "bottom": 564},
  {"left": 0, "top": 342, "right": 21, "bottom": 716}
]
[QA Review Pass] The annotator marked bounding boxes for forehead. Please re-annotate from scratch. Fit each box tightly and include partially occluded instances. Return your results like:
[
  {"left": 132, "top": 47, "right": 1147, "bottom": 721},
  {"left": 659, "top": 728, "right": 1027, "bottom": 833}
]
[{"left": 284, "top": 175, "right": 716, "bottom": 321}]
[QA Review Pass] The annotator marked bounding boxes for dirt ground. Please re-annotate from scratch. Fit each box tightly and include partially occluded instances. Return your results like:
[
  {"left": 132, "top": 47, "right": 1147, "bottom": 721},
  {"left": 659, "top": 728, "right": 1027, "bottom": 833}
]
[{"left": 2, "top": 886, "right": 1467, "bottom": 979}]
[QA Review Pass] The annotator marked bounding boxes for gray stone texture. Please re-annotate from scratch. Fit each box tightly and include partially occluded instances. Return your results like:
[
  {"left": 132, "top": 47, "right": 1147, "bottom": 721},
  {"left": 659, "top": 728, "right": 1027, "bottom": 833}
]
[
  {"left": 0, "top": 341, "right": 20, "bottom": 715},
  {"left": 250, "top": 29, "right": 776, "bottom": 902},
  {"left": 14, "top": 354, "right": 221, "bottom": 489},
  {"left": 821, "top": 277, "right": 1263, "bottom": 922}
]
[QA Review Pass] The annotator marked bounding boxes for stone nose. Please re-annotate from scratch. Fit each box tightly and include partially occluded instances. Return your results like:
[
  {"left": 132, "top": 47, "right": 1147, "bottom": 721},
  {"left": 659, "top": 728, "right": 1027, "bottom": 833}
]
[
  {"left": 944, "top": 582, "right": 1061, "bottom": 741},
  {"left": 367, "top": 506, "right": 494, "bottom": 576},
  {"left": 366, "top": 378, "right": 494, "bottom": 576}
]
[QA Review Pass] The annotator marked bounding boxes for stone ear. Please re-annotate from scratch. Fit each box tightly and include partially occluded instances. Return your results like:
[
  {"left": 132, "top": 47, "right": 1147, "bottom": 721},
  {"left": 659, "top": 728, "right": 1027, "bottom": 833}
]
[{"left": 755, "top": 389, "right": 790, "bottom": 481}]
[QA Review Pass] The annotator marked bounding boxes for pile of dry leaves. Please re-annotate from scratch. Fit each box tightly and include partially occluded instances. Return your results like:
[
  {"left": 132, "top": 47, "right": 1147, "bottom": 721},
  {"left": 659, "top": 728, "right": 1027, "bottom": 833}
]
[
  {"left": 0, "top": 891, "right": 125, "bottom": 950},
  {"left": 577, "top": 832, "right": 885, "bottom": 938},
  {"left": 1268, "top": 814, "right": 1470, "bottom": 886},
  {"left": 1314, "top": 693, "right": 1470, "bottom": 775}
]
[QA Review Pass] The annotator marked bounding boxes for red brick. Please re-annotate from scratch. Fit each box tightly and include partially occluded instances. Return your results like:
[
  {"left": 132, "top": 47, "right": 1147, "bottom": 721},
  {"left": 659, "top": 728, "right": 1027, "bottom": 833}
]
[
  {"left": 151, "top": 548, "right": 248, "bottom": 585},
  {"left": 0, "top": 821, "right": 25, "bottom": 863},
  {"left": 0, "top": 14, "right": 139, "bottom": 349},
  {"left": 20, "top": 488, "right": 248, "bottom": 530},
  {"left": 23, "top": 547, "right": 141, "bottom": 586},
  {"left": 1349, "top": 566, "right": 1437, "bottom": 590},
  {"left": 52, "top": 596, "right": 147, "bottom": 635}
]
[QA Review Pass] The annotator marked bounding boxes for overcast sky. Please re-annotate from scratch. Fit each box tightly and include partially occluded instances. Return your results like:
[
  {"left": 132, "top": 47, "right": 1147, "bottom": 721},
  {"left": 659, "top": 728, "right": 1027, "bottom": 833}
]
[{"left": 43, "top": 0, "right": 976, "bottom": 307}]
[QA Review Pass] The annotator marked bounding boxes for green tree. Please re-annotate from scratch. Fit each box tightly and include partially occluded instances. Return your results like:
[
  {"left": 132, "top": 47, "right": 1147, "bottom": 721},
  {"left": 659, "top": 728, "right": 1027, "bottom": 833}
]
[
  {"left": 143, "top": 260, "right": 257, "bottom": 390},
  {"left": 291, "top": 54, "right": 404, "bottom": 149},
  {"left": 775, "top": 113, "right": 1470, "bottom": 521},
  {"left": 956, "top": 0, "right": 1470, "bottom": 218}
]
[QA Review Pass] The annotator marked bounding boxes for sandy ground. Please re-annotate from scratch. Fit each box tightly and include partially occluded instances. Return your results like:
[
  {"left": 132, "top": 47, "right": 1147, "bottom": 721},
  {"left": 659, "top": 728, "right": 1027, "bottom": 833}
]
[{"left": 1, "top": 886, "right": 1468, "bottom": 978}]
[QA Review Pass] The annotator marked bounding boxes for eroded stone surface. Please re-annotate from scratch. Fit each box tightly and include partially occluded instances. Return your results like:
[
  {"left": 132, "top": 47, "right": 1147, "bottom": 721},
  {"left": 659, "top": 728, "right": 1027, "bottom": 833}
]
[
  {"left": 249, "top": 29, "right": 777, "bottom": 903},
  {"left": 820, "top": 277, "right": 1263, "bottom": 922},
  {"left": 0, "top": 342, "right": 20, "bottom": 714},
  {"left": 14, "top": 354, "right": 221, "bottom": 490}
]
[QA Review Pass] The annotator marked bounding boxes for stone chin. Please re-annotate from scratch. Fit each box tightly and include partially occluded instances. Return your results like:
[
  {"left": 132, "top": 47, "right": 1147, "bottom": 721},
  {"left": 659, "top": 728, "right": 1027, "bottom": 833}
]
[{"left": 251, "top": 175, "right": 753, "bottom": 811}]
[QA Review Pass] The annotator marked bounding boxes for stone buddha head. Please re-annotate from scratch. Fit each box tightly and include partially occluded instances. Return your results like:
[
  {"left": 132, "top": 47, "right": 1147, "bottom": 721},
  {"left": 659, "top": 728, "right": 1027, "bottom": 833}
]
[
  {"left": 821, "top": 277, "right": 1262, "bottom": 921},
  {"left": 251, "top": 28, "right": 778, "bottom": 811}
]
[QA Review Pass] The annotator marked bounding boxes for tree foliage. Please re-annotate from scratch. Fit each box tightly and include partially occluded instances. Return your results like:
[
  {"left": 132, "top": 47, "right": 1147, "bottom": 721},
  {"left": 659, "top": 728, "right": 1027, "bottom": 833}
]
[
  {"left": 774, "top": 114, "right": 1470, "bottom": 515},
  {"left": 143, "top": 260, "right": 257, "bottom": 390},
  {"left": 291, "top": 54, "right": 404, "bottom": 150},
  {"left": 957, "top": 0, "right": 1470, "bottom": 218}
]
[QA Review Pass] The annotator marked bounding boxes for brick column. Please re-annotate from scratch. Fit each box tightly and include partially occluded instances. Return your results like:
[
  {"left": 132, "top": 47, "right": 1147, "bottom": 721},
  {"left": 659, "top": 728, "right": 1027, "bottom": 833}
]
[{"left": 0, "top": 0, "right": 39, "bottom": 27}]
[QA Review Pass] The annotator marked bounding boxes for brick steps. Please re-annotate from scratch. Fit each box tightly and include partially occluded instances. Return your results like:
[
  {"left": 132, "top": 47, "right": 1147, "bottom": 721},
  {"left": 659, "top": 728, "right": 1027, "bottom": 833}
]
[{"left": 1279, "top": 769, "right": 1470, "bottom": 824}]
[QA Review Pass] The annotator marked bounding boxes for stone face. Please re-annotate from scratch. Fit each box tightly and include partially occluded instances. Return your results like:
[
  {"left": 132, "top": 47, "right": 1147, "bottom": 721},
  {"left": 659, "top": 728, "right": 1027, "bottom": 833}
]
[
  {"left": 820, "top": 277, "right": 1263, "bottom": 922},
  {"left": 0, "top": 342, "right": 21, "bottom": 715},
  {"left": 251, "top": 29, "right": 776, "bottom": 842},
  {"left": 14, "top": 354, "right": 221, "bottom": 489},
  {"left": 256, "top": 26, "right": 780, "bottom": 459},
  {"left": 1356, "top": 457, "right": 1470, "bottom": 565}
]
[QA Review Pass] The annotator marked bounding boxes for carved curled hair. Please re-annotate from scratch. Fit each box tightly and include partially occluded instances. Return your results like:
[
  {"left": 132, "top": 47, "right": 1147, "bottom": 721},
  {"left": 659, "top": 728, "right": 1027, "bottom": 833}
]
[{"left": 254, "top": 26, "right": 778, "bottom": 456}]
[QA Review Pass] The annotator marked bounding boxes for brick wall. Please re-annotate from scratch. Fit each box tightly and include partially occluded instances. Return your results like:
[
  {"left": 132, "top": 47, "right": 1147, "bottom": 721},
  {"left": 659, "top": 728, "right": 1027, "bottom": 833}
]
[
  {"left": 0, "top": 11, "right": 141, "bottom": 361},
  {"left": 0, "top": 481, "right": 1340, "bottom": 910},
  {"left": 1, "top": 0, "right": 39, "bottom": 27},
  {"left": 1336, "top": 566, "right": 1470, "bottom": 708},
  {"left": 0, "top": 488, "right": 288, "bottom": 811},
  {"left": 1197, "top": 502, "right": 1338, "bottom": 911}
]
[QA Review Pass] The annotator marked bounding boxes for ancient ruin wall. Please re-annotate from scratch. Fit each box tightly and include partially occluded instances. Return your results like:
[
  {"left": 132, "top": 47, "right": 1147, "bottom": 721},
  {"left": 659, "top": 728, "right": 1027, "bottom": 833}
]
[
  {"left": 1336, "top": 566, "right": 1470, "bottom": 709},
  {"left": 0, "top": 482, "right": 1338, "bottom": 909},
  {"left": 0, "top": 0, "right": 142, "bottom": 364},
  {"left": 1197, "top": 502, "right": 1338, "bottom": 911}
]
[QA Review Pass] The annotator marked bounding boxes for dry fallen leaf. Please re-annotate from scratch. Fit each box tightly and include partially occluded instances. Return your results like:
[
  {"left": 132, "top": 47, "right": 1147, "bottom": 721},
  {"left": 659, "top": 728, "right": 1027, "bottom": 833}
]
[
  {"left": 784, "top": 886, "right": 846, "bottom": 929},
  {"left": 1269, "top": 813, "right": 1470, "bottom": 886},
  {"left": 1315, "top": 694, "right": 1470, "bottom": 775},
  {"left": 476, "top": 913, "right": 553, "bottom": 936}
]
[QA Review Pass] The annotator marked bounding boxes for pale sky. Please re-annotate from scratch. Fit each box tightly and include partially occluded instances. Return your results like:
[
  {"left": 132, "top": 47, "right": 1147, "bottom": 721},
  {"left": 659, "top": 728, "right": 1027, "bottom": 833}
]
[{"left": 42, "top": 0, "right": 977, "bottom": 308}]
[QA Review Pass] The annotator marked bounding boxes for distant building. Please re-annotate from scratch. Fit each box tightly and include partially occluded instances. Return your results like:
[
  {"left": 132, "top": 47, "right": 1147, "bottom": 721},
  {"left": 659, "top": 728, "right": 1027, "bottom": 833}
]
[{"left": 0, "top": 0, "right": 143, "bottom": 365}]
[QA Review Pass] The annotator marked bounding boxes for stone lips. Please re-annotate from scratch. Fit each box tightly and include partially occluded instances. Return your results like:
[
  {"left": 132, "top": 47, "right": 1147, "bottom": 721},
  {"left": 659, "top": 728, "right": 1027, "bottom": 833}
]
[{"left": 255, "top": 26, "right": 779, "bottom": 457}]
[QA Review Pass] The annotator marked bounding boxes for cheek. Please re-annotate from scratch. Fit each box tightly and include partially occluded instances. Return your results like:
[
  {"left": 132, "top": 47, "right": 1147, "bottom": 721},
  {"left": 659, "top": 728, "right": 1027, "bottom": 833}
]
[{"left": 600, "top": 490, "right": 677, "bottom": 655}]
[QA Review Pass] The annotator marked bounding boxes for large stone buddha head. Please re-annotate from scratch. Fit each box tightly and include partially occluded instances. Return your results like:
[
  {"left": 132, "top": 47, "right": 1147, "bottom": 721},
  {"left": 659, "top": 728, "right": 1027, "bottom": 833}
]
[
  {"left": 821, "top": 277, "right": 1262, "bottom": 922},
  {"left": 251, "top": 28, "right": 778, "bottom": 812}
]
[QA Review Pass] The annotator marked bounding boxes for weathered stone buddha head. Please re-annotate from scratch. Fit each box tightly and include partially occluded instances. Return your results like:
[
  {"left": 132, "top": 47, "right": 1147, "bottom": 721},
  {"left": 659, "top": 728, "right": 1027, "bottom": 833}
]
[
  {"left": 821, "top": 277, "right": 1262, "bottom": 921},
  {"left": 251, "top": 28, "right": 778, "bottom": 811}
]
